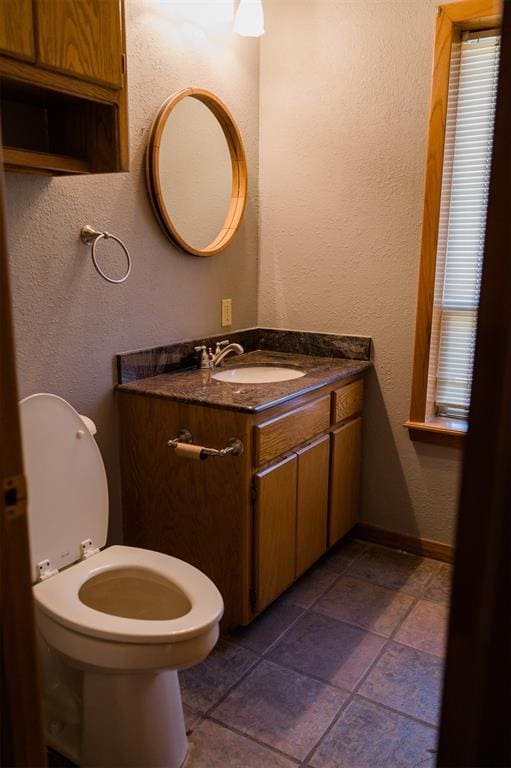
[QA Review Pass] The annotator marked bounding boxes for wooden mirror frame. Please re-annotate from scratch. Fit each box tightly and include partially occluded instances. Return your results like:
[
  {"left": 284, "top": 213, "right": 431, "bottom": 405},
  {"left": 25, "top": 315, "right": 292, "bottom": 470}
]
[{"left": 145, "top": 88, "right": 248, "bottom": 257}]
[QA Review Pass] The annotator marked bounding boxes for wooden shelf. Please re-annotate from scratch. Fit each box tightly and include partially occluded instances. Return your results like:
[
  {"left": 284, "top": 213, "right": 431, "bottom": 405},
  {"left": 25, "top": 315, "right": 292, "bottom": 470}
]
[{"left": 2, "top": 147, "right": 90, "bottom": 175}]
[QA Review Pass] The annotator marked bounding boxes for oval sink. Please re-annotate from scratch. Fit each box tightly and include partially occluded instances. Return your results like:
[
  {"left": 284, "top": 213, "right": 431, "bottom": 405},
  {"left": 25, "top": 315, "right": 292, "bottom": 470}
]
[{"left": 212, "top": 366, "right": 306, "bottom": 384}]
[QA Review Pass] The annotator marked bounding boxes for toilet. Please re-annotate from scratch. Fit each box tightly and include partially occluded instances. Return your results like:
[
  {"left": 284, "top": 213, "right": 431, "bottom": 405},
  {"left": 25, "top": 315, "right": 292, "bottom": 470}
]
[{"left": 20, "top": 393, "right": 224, "bottom": 768}]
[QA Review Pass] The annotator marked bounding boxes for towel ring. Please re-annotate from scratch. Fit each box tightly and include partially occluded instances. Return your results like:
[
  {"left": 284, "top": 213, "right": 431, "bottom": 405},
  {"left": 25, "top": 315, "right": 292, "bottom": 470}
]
[{"left": 80, "top": 225, "right": 132, "bottom": 284}]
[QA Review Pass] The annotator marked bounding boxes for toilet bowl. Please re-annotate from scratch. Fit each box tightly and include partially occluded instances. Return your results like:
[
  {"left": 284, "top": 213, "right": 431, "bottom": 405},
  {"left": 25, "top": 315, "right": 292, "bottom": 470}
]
[{"left": 20, "top": 393, "right": 224, "bottom": 768}]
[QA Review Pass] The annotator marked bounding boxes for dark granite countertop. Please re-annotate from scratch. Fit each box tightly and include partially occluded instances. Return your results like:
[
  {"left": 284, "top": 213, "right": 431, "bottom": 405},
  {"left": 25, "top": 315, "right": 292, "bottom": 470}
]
[{"left": 117, "top": 350, "right": 371, "bottom": 414}]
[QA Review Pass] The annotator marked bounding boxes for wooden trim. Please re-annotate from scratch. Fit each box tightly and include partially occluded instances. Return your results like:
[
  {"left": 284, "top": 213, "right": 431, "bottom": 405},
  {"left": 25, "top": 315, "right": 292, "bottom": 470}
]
[
  {"left": 443, "top": 0, "right": 501, "bottom": 26},
  {"left": 409, "top": 0, "right": 502, "bottom": 424},
  {"left": 404, "top": 416, "right": 466, "bottom": 448},
  {"left": 0, "top": 55, "right": 123, "bottom": 104},
  {"left": 117, "top": 0, "right": 129, "bottom": 172},
  {"left": 354, "top": 522, "right": 454, "bottom": 563},
  {"left": 438, "top": 2, "right": 511, "bottom": 762},
  {"left": 145, "top": 87, "right": 248, "bottom": 257},
  {"left": 410, "top": 7, "right": 455, "bottom": 421}
]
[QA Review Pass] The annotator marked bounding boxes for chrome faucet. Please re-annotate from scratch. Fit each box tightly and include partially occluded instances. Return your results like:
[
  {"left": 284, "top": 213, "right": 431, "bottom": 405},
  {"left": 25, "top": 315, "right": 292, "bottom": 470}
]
[{"left": 194, "top": 340, "right": 244, "bottom": 370}]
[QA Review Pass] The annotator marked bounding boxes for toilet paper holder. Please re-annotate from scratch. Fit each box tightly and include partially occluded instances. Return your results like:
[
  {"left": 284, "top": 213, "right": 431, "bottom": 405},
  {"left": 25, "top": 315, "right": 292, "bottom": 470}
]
[{"left": 167, "top": 430, "right": 244, "bottom": 460}]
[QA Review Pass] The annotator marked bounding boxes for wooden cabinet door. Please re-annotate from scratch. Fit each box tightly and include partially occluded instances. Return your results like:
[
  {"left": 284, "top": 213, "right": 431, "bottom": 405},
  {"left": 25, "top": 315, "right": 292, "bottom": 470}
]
[
  {"left": 295, "top": 436, "right": 329, "bottom": 576},
  {"left": 329, "top": 417, "right": 362, "bottom": 546},
  {"left": 0, "top": 0, "right": 35, "bottom": 61},
  {"left": 35, "top": 0, "right": 124, "bottom": 88},
  {"left": 254, "top": 454, "right": 297, "bottom": 612}
]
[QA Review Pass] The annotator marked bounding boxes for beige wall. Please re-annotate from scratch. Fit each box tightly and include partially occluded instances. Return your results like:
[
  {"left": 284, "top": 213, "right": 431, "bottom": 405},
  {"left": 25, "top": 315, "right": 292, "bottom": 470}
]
[
  {"left": 258, "top": 0, "right": 461, "bottom": 544},
  {"left": 5, "top": 0, "right": 260, "bottom": 542}
]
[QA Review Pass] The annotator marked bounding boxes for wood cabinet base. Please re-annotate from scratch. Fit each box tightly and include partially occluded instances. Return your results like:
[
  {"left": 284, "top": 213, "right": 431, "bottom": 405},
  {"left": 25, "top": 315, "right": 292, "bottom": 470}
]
[{"left": 118, "top": 374, "right": 365, "bottom": 628}]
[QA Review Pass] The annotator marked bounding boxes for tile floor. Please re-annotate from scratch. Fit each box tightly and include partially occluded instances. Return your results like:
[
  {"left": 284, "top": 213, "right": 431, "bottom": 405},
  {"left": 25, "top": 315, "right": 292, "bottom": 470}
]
[
  {"left": 48, "top": 538, "right": 451, "bottom": 768},
  {"left": 181, "top": 539, "right": 451, "bottom": 768}
]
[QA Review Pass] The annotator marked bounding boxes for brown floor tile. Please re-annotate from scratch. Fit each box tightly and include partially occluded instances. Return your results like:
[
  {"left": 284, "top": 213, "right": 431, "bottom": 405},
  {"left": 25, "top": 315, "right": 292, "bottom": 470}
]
[
  {"left": 345, "top": 544, "right": 439, "bottom": 596},
  {"left": 310, "top": 697, "right": 437, "bottom": 768},
  {"left": 186, "top": 719, "right": 296, "bottom": 767},
  {"left": 314, "top": 576, "right": 414, "bottom": 636},
  {"left": 321, "top": 538, "right": 367, "bottom": 574},
  {"left": 422, "top": 563, "right": 452, "bottom": 604},
  {"left": 212, "top": 660, "right": 348, "bottom": 760},
  {"left": 229, "top": 597, "right": 304, "bottom": 654},
  {"left": 269, "top": 611, "right": 385, "bottom": 690},
  {"left": 184, "top": 705, "right": 202, "bottom": 734},
  {"left": 284, "top": 564, "right": 339, "bottom": 608},
  {"left": 359, "top": 642, "right": 443, "bottom": 725},
  {"left": 179, "top": 639, "right": 258, "bottom": 713},
  {"left": 395, "top": 600, "right": 448, "bottom": 657}
]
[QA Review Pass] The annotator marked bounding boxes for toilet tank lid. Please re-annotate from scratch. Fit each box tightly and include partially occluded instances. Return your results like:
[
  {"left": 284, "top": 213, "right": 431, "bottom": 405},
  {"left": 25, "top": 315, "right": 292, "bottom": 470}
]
[{"left": 19, "top": 393, "right": 108, "bottom": 584}]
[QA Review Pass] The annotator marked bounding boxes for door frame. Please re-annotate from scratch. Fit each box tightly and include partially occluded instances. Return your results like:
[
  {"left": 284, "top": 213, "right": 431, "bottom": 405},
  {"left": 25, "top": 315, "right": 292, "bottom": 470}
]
[
  {"left": 437, "top": 4, "right": 511, "bottom": 765},
  {"left": 0, "top": 150, "right": 46, "bottom": 764}
]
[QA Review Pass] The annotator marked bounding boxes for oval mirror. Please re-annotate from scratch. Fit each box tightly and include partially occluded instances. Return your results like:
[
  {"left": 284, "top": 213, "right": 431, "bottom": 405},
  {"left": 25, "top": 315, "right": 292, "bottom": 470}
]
[{"left": 146, "top": 88, "right": 248, "bottom": 257}]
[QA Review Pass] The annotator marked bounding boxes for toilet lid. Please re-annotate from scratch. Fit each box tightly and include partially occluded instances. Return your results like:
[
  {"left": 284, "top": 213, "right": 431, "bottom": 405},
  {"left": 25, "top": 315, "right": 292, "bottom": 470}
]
[{"left": 19, "top": 393, "right": 108, "bottom": 583}]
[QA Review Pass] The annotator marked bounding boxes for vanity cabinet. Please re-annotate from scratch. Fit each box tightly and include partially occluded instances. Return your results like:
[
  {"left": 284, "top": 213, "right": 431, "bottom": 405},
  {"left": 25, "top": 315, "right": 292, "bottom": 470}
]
[
  {"left": 0, "top": 0, "right": 128, "bottom": 175},
  {"left": 118, "top": 373, "right": 365, "bottom": 629}
]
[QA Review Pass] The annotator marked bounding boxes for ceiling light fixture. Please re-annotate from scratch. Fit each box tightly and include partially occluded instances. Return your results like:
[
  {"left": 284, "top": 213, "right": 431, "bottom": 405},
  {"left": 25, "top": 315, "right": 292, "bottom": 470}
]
[{"left": 233, "top": 0, "right": 265, "bottom": 38}]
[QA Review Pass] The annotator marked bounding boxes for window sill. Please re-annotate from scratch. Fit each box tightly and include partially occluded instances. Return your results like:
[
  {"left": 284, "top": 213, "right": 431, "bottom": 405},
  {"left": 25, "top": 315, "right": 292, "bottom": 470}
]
[{"left": 404, "top": 417, "right": 467, "bottom": 448}]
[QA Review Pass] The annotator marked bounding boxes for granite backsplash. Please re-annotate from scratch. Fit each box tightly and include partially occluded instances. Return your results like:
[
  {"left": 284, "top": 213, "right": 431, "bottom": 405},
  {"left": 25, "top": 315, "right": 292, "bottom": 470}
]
[{"left": 116, "top": 327, "right": 372, "bottom": 385}]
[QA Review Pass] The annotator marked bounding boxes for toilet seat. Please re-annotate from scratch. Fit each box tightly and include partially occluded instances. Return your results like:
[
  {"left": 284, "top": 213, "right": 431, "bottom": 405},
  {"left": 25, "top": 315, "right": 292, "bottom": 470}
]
[
  {"left": 19, "top": 393, "right": 108, "bottom": 583},
  {"left": 33, "top": 545, "right": 223, "bottom": 644}
]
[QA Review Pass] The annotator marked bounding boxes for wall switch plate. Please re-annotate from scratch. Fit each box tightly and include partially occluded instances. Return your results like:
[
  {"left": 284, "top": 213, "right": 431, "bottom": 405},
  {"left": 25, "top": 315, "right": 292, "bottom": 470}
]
[{"left": 221, "top": 298, "right": 232, "bottom": 327}]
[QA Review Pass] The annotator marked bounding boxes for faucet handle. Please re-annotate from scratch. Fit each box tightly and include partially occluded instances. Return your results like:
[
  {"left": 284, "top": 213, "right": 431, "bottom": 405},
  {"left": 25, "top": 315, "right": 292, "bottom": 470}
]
[
  {"left": 194, "top": 345, "right": 212, "bottom": 370},
  {"left": 214, "top": 339, "right": 230, "bottom": 354}
]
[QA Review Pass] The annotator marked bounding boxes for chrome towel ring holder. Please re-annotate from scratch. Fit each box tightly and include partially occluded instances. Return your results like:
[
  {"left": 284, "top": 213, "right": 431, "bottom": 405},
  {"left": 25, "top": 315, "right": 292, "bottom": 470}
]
[{"left": 80, "top": 225, "right": 132, "bottom": 284}]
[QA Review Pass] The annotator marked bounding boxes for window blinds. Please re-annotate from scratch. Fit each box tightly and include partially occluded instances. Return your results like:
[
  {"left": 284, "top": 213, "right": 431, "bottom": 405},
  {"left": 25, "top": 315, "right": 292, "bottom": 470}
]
[{"left": 433, "top": 31, "right": 500, "bottom": 420}]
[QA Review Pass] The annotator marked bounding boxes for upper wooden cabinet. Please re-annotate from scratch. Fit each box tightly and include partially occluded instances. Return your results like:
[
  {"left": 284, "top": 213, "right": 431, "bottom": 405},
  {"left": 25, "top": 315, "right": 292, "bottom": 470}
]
[
  {"left": 36, "top": 1, "right": 123, "bottom": 88},
  {"left": 0, "top": 0, "right": 128, "bottom": 175},
  {"left": 0, "top": 0, "right": 35, "bottom": 61}
]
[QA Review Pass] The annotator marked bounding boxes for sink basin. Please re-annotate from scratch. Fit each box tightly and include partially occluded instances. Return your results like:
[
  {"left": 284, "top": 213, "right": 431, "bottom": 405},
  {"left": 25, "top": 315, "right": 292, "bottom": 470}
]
[{"left": 212, "top": 366, "right": 306, "bottom": 384}]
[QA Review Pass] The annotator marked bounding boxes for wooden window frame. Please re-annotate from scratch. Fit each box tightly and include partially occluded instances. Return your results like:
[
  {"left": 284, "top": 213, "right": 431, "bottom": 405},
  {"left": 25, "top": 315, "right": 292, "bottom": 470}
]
[{"left": 406, "top": 0, "right": 502, "bottom": 448}]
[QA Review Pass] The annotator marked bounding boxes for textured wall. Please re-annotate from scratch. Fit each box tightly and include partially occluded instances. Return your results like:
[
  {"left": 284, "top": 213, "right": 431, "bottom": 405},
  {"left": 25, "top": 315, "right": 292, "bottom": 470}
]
[
  {"left": 258, "top": 0, "right": 461, "bottom": 544},
  {"left": 6, "top": 0, "right": 260, "bottom": 542}
]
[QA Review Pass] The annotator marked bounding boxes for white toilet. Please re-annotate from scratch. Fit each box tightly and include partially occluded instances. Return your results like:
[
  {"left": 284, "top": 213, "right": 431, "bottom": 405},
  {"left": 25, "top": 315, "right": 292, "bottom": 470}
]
[{"left": 20, "top": 393, "right": 224, "bottom": 768}]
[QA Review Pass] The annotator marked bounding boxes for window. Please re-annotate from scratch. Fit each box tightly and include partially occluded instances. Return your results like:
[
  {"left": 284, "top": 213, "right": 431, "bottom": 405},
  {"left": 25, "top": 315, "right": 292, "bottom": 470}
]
[
  {"left": 407, "top": 0, "right": 502, "bottom": 447},
  {"left": 434, "top": 31, "right": 500, "bottom": 420}
]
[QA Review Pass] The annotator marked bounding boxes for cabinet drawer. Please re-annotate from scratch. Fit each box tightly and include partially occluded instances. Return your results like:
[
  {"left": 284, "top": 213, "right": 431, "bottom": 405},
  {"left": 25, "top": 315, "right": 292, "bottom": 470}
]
[
  {"left": 332, "top": 379, "right": 364, "bottom": 425},
  {"left": 255, "top": 395, "right": 330, "bottom": 466}
]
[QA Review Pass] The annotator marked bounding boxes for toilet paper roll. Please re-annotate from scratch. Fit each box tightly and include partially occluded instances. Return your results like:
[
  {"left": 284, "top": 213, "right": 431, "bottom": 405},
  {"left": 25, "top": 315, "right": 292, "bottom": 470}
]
[{"left": 173, "top": 442, "right": 208, "bottom": 460}]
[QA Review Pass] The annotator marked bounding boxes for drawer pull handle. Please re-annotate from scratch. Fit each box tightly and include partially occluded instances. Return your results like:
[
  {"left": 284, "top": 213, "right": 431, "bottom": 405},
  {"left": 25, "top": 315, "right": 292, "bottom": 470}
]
[{"left": 167, "top": 431, "right": 244, "bottom": 460}]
